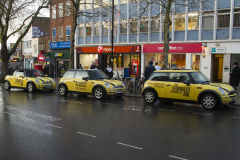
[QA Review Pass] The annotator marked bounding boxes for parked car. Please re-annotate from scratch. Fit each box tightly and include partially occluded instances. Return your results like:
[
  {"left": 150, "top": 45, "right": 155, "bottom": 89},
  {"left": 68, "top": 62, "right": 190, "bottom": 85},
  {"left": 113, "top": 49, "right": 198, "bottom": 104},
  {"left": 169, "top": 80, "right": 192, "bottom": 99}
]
[
  {"left": 4, "top": 69, "right": 56, "bottom": 92},
  {"left": 142, "top": 70, "right": 237, "bottom": 110},
  {"left": 58, "top": 69, "right": 126, "bottom": 99}
]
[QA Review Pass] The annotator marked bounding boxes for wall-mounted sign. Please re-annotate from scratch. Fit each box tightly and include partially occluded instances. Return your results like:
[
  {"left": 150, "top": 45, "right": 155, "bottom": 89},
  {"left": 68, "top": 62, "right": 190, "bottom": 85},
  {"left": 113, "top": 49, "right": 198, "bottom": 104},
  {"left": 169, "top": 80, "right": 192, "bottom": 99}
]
[
  {"left": 38, "top": 55, "right": 45, "bottom": 61},
  {"left": 50, "top": 41, "right": 71, "bottom": 49},
  {"left": 211, "top": 47, "right": 226, "bottom": 53},
  {"left": 55, "top": 53, "right": 64, "bottom": 57},
  {"left": 97, "top": 46, "right": 103, "bottom": 53},
  {"left": 32, "top": 26, "right": 45, "bottom": 38}
]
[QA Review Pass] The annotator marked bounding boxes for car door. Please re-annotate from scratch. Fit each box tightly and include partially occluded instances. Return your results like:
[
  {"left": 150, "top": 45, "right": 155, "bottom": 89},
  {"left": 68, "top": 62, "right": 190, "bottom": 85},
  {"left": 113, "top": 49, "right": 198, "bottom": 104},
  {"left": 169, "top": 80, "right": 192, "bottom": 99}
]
[
  {"left": 72, "top": 71, "right": 91, "bottom": 93},
  {"left": 165, "top": 72, "right": 196, "bottom": 101},
  {"left": 61, "top": 71, "right": 75, "bottom": 91},
  {"left": 15, "top": 70, "right": 25, "bottom": 88}
]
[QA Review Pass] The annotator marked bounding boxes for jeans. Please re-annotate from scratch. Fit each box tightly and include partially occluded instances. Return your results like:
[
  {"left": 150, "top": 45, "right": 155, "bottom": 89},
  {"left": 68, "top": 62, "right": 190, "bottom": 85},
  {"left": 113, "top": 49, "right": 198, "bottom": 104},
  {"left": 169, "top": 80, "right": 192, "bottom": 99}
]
[{"left": 49, "top": 75, "right": 54, "bottom": 78}]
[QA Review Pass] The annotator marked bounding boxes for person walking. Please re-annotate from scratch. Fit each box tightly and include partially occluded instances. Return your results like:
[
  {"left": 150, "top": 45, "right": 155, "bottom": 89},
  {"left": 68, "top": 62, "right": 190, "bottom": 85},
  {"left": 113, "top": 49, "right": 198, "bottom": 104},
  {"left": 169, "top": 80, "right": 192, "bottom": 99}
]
[
  {"left": 49, "top": 63, "right": 55, "bottom": 78},
  {"left": 43, "top": 64, "right": 49, "bottom": 76},
  {"left": 144, "top": 60, "right": 156, "bottom": 80},
  {"left": 230, "top": 62, "right": 240, "bottom": 92},
  {"left": 104, "top": 64, "right": 113, "bottom": 79},
  {"left": 155, "top": 62, "right": 161, "bottom": 70},
  {"left": 78, "top": 64, "right": 83, "bottom": 69},
  {"left": 90, "top": 61, "right": 99, "bottom": 69}
]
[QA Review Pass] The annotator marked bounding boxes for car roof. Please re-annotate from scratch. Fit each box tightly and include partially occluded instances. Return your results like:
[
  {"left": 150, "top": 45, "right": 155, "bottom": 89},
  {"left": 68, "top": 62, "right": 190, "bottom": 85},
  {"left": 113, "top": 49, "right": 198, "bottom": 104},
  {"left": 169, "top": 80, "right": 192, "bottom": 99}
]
[
  {"left": 154, "top": 70, "right": 200, "bottom": 73},
  {"left": 68, "top": 69, "right": 99, "bottom": 71}
]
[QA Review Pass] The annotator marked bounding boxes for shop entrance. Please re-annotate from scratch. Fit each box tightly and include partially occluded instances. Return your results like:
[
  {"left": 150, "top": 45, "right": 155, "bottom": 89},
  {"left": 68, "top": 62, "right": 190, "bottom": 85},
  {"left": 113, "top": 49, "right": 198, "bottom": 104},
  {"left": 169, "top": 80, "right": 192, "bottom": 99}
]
[
  {"left": 212, "top": 54, "right": 223, "bottom": 83},
  {"left": 57, "top": 60, "right": 69, "bottom": 78},
  {"left": 192, "top": 54, "right": 200, "bottom": 70}
]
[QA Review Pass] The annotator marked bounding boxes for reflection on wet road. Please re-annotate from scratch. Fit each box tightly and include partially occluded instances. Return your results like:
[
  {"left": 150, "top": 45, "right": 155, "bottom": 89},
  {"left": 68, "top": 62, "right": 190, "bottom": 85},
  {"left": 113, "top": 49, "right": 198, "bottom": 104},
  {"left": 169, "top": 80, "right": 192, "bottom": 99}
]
[{"left": 1, "top": 87, "right": 240, "bottom": 160}]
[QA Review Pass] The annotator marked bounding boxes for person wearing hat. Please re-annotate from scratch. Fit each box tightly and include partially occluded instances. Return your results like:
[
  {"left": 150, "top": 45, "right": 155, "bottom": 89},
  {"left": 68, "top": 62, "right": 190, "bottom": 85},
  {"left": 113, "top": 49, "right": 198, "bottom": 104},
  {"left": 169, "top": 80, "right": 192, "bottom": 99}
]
[
  {"left": 144, "top": 60, "right": 156, "bottom": 80},
  {"left": 230, "top": 62, "right": 240, "bottom": 92}
]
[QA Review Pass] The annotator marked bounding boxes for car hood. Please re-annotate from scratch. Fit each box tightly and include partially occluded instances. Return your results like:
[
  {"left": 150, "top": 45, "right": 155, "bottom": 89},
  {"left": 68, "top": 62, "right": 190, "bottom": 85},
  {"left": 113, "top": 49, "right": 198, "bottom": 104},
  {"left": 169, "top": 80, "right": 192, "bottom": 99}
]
[
  {"left": 36, "top": 77, "right": 54, "bottom": 83},
  {"left": 205, "top": 83, "right": 234, "bottom": 92},
  {"left": 101, "top": 79, "right": 123, "bottom": 87}
]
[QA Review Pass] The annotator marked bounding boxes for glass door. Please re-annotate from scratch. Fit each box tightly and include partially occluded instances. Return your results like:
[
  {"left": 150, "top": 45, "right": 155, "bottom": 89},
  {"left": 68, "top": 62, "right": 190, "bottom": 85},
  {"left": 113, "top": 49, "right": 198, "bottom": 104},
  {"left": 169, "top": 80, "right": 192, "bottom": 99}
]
[{"left": 192, "top": 54, "right": 201, "bottom": 70}]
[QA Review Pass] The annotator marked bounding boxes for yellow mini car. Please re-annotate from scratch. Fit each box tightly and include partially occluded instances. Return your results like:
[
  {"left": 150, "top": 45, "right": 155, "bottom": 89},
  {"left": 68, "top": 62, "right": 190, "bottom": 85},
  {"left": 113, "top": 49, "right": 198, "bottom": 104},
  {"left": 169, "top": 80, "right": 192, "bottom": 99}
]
[
  {"left": 58, "top": 69, "right": 126, "bottom": 99},
  {"left": 142, "top": 70, "right": 237, "bottom": 110},
  {"left": 4, "top": 69, "right": 56, "bottom": 93}
]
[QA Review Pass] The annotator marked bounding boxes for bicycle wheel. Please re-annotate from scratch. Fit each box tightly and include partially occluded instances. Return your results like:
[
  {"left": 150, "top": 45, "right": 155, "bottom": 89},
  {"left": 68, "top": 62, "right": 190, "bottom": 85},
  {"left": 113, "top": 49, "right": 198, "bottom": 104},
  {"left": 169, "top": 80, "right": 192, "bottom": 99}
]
[{"left": 128, "top": 83, "right": 134, "bottom": 93}]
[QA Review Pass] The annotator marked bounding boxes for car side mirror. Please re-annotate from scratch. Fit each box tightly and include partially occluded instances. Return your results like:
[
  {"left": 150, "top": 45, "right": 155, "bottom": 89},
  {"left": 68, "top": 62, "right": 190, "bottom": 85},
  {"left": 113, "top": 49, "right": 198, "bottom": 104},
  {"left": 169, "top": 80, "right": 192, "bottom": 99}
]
[
  {"left": 82, "top": 77, "right": 88, "bottom": 81},
  {"left": 183, "top": 80, "right": 190, "bottom": 86},
  {"left": 45, "top": 74, "right": 48, "bottom": 77},
  {"left": 19, "top": 75, "right": 23, "bottom": 78}
]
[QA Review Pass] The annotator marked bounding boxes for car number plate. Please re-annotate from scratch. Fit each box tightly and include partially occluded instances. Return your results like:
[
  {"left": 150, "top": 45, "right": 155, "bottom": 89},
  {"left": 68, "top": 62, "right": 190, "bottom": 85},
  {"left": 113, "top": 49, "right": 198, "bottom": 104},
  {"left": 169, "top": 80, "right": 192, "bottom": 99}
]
[
  {"left": 116, "top": 91, "right": 123, "bottom": 94},
  {"left": 45, "top": 85, "right": 52, "bottom": 89},
  {"left": 232, "top": 97, "right": 236, "bottom": 101}
]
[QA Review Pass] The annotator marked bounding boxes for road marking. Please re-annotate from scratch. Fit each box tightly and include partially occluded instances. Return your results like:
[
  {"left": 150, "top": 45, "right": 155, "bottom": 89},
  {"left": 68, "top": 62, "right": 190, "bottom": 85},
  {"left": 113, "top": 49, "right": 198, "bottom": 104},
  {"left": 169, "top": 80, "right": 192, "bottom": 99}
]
[
  {"left": 46, "top": 124, "right": 62, "bottom": 129},
  {"left": 192, "top": 112, "right": 213, "bottom": 116},
  {"left": 158, "top": 109, "right": 176, "bottom": 112},
  {"left": 3, "top": 112, "right": 13, "bottom": 115},
  {"left": 169, "top": 155, "right": 188, "bottom": 160},
  {"left": 77, "top": 132, "right": 96, "bottom": 138},
  {"left": 117, "top": 142, "right": 143, "bottom": 150}
]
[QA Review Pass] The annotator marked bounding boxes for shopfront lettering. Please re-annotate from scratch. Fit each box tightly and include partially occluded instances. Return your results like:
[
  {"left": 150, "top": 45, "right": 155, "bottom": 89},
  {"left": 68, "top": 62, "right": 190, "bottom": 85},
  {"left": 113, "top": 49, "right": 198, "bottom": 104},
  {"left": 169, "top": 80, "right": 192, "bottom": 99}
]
[
  {"left": 55, "top": 53, "right": 64, "bottom": 57},
  {"left": 158, "top": 46, "right": 184, "bottom": 51},
  {"left": 103, "top": 48, "right": 115, "bottom": 52}
]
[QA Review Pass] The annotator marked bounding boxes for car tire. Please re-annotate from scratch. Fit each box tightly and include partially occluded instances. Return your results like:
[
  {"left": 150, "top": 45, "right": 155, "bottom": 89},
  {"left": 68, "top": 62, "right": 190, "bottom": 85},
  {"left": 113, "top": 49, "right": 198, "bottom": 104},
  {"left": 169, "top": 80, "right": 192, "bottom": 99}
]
[
  {"left": 28, "top": 83, "right": 35, "bottom": 93},
  {"left": 94, "top": 87, "right": 105, "bottom": 99},
  {"left": 201, "top": 94, "right": 218, "bottom": 110},
  {"left": 4, "top": 81, "right": 11, "bottom": 90},
  {"left": 59, "top": 85, "right": 68, "bottom": 96},
  {"left": 144, "top": 90, "right": 157, "bottom": 104}
]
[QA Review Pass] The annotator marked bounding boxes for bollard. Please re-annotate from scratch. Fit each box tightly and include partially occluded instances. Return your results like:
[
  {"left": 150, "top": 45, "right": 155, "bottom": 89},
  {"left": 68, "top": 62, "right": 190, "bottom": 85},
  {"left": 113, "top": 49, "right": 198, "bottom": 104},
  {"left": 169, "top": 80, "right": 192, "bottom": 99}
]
[{"left": 135, "top": 79, "right": 138, "bottom": 94}]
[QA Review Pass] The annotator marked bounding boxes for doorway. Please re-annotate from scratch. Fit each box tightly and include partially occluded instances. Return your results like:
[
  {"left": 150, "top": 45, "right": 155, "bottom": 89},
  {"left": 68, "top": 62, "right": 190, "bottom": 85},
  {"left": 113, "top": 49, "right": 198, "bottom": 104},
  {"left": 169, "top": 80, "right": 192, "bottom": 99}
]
[
  {"left": 192, "top": 54, "right": 200, "bottom": 70},
  {"left": 212, "top": 54, "right": 223, "bottom": 83}
]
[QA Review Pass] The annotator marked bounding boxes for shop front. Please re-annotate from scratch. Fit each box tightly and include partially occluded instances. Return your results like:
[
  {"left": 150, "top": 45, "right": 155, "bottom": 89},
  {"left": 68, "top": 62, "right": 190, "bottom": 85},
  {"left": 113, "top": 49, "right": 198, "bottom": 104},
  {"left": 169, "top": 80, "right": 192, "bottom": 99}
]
[
  {"left": 142, "top": 43, "right": 203, "bottom": 71},
  {"left": 76, "top": 45, "right": 141, "bottom": 77}
]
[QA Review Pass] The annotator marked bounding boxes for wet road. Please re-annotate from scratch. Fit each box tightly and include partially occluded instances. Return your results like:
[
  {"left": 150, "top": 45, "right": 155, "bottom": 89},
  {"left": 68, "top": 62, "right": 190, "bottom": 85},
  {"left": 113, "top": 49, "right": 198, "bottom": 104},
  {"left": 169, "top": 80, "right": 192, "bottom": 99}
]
[{"left": 1, "top": 87, "right": 240, "bottom": 160}]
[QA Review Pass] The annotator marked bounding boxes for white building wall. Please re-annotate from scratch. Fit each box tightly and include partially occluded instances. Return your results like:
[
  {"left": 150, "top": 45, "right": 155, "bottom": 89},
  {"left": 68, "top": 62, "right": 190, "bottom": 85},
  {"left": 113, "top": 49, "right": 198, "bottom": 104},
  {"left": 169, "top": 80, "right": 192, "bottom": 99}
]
[
  {"left": 200, "top": 47, "right": 212, "bottom": 80},
  {"left": 32, "top": 38, "right": 39, "bottom": 57},
  {"left": 23, "top": 27, "right": 32, "bottom": 57}
]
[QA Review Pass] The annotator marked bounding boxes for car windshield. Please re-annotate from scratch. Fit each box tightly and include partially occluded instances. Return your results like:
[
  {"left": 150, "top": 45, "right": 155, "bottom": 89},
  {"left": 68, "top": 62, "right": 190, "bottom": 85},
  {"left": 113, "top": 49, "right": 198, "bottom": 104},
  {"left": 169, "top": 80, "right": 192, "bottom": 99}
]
[
  {"left": 88, "top": 70, "right": 109, "bottom": 80},
  {"left": 26, "top": 70, "right": 44, "bottom": 77},
  {"left": 190, "top": 72, "right": 210, "bottom": 83}
]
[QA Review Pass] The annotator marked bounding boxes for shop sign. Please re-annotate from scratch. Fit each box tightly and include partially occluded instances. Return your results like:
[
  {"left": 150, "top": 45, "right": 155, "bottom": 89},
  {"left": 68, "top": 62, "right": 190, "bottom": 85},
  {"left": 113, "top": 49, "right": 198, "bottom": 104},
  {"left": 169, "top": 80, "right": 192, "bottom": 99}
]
[
  {"left": 38, "top": 55, "right": 45, "bottom": 61},
  {"left": 32, "top": 26, "right": 45, "bottom": 38},
  {"left": 211, "top": 47, "right": 225, "bottom": 53},
  {"left": 55, "top": 53, "right": 64, "bottom": 57},
  {"left": 143, "top": 43, "right": 202, "bottom": 53},
  {"left": 97, "top": 46, "right": 103, "bottom": 53},
  {"left": 50, "top": 41, "right": 71, "bottom": 49}
]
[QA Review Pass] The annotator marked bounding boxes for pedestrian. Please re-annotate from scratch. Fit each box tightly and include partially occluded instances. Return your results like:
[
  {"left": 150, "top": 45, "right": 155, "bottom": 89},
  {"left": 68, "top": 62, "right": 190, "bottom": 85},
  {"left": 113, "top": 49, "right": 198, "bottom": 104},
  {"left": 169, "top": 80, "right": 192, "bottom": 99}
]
[
  {"left": 78, "top": 64, "right": 83, "bottom": 69},
  {"left": 19, "top": 64, "right": 22, "bottom": 69},
  {"left": 104, "top": 63, "right": 113, "bottom": 79},
  {"left": 155, "top": 62, "right": 161, "bottom": 70},
  {"left": 161, "top": 64, "right": 167, "bottom": 70},
  {"left": 43, "top": 64, "right": 49, "bottom": 76},
  {"left": 144, "top": 60, "right": 156, "bottom": 80},
  {"left": 90, "top": 61, "right": 99, "bottom": 69},
  {"left": 49, "top": 63, "right": 55, "bottom": 78},
  {"left": 230, "top": 62, "right": 240, "bottom": 92}
]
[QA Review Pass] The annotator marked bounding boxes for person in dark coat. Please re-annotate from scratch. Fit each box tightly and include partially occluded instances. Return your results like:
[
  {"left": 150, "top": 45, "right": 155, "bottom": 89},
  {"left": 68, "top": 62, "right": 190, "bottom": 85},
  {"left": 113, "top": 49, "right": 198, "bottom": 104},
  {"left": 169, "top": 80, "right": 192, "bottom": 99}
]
[
  {"left": 230, "top": 62, "right": 240, "bottom": 92},
  {"left": 43, "top": 64, "right": 49, "bottom": 76},
  {"left": 90, "top": 61, "right": 99, "bottom": 69},
  {"left": 104, "top": 64, "right": 113, "bottom": 79},
  {"left": 49, "top": 63, "right": 55, "bottom": 78},
  {"left": 78, "top": 64, "right": 83, "bottom": 69},
  {"left": 144, "top": 60, "right": 156, "bottom": 80}
]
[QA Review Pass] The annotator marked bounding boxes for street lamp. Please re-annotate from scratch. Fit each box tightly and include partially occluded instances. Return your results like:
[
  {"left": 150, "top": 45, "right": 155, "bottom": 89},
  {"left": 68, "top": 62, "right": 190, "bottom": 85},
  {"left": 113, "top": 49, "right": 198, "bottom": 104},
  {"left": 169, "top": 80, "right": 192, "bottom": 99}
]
[{"left": 111, "top": 0, "right": 114, "bottom": 72}]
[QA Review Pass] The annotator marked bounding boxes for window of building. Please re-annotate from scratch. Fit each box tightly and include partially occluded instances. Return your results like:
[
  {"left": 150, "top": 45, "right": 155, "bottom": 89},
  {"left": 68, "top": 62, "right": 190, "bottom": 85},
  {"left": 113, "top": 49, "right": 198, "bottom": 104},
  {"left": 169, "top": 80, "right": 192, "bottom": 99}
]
[
  {"left": 34, "top": 44, "right": 37, "bottom": 53},
  {"left": 175, "top": 13, "right": 185, "bottom": 31},
  {"left": 233, "top": 8, "right": 240, "bottom": 27},
  {"left": 26, "top": 41, "right": 28, "bottom": 48},
  {"left": 94, "top": 0, "right": 101, "bottom": 8},
  {"left": 140, "top": 17, "right": 148, "bottom": 33},
  {"left": 86, "top": 0, "right": 92, "bottom": 10},
  {"left": 24, "top": 42, "right": 27, "bottom": 48},
  {"left": 52, "top": 28, "right": 56, "bottom": 42},
  {"left": 39, "top": 43, "right": 45, "bottom": 51},
  {"left": 58, "top": 3, "right": 63, "bottom": 18},
  {"left": 29, "top": 40, "right": 32, "bottom": 48},
  {"left": 202, "top": 11, "right": 214, "bottom": 29},
  {"left": 59, "top": 27, "right": 63, "bottom": 41},
  {"left": 52, "top": 5, "right": 56, "bottom": 19},
  {"left": 94, "top": 22, "right": 100, "bottom": 36},
  {"left": 151, "top": 20, "right": 160, "bottom": 32},
  {"left": 66, "top": 1, "right": 71, "bottom": 16},
  {"left": 66, "top": 26, "right": 71, "bottom": 41},
  {"left": 79, "top": 24, "right": 84, "bottom": 37},
  {"left": 79, "top": 3, "right": 84, "bottom": 10},
  {"left": 102, "top": 21, "right": 108, "bottom": 36},
  {"left": 217, "top": 9, "right": 230, "bottom": 28},
  {"left": 130, "top": 18, "right": 137, "bottom": 34},
  {"left": 48, "top": 40, "right": 50, "bottom": 51},
  {"left": 86, "top": 23, "right": 92, "bottom": 36},
  {"left": 188, "top": 12, "right": 199, "bottom": 30},
  {"left": 120, "top": 23, "right": 127, "bottom": 34}
]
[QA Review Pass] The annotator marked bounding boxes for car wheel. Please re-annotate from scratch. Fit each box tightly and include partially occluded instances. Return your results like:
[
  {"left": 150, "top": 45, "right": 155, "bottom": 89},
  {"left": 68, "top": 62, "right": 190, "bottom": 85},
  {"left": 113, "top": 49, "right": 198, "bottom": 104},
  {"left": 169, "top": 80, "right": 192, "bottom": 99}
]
[
  {"left": 128, "top": 83, "right": 134, "bottom": 93},
  {"left": 201, "top": 94, "right": 218, "bottom": 110},
  {"left": 28, "top": 83, "right": 35, "bottom": 93},
  {"left": 58, "top": 85, "right": 68, "bottom": 96},
  {"left": 4, "top": 81, "right": 11, "bottom": 90},
  {"left": 94, "top": 87, "right": 105, "bottom": 99},
  {"left": 144, "top": 90, "right": 157, "bottom": 104}
]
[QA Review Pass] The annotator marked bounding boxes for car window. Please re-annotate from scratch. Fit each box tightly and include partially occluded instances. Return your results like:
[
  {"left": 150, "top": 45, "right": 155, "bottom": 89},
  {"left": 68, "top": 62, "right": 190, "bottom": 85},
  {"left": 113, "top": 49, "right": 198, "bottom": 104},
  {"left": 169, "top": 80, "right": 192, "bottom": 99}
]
[
  {"left": 64, "top": 71, "right": 75, "bottom": 78},
  {"left": 88, "top": 71, "right": 106, "bottom": 80},
  {"left": 75, "top": 71, "right": 88, "bottom": 79},
  {"left": 13, "top": 71, "right": 17, "bottom": 76},
  {"left": 15, "top": 71, "right": 24, "bottom": 77},
  {"left": 190, "top": 72, "right": 209, "bottom": 83},
  {"left": 169, "top": 73, "right": 191, "bottom": 83},
  {"left": 149, "top": 72, "right": 168, "bottom": 81},
  {"left": 25, "top": 70, "right": 44, "bottom": 77}
]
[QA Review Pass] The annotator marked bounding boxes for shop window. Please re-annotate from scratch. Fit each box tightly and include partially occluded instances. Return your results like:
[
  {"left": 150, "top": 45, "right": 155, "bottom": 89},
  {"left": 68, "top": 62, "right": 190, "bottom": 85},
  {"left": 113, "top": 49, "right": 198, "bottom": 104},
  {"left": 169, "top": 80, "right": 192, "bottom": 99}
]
[
  {"left": 151, "top": 20, "right": 160, "bottom": 32},
  {"left": 233, "top": 8, "right": 240, "bottom": 27},
  {"left": 86, "top": 23, "right": 92, "bottom": 36},
  {"left": 66, "top": 26, "right": 71, "bottom": 41},
  {"left": 217, "top": 9, "right": 230, "bottom": 28},
  {"left": 124, "top": 54, "right": 131, "bottom": 67},
  {"left": 58, "top": 3, "right": 63, "bottom": 18},
  {"left": 192, "top": 55, "right": 200, "bottom": 70},
  {"left": 52, "top": 28, "right": 56, "bottom": 42},
  {"left": 144, "top": 54, "right": 168, "bottom": 69},
  {"left": 202, "top": 11, "right": 214, "bottom": 29},
  {"left": 65, "top": 1, "right": 71, "bottom": 16},
  {"left": 59, "top": 27, "right": 63, "bottom": 41},
  {"left": 52, "top": 5, "right": 56, "bottom": 19},
  {"left": 94, "top": 22, "right": 100, "bottom": 36},
  {"left": 188, "top": 12, "right": 199, "bottom": 30},
  {"left": 171, "top": 54, "right": 186, "bottom": 69},
  {"left": 102, "top": 22, "right": 108, "bottom": 35}
]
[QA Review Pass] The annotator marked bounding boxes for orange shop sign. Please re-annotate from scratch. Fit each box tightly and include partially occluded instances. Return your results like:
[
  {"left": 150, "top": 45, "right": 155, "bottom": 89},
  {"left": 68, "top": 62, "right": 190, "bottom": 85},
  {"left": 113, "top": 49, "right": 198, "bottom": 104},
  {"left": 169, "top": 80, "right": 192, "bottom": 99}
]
[{"left": 76, "top": 46, "right": 141, "bottom": 54}]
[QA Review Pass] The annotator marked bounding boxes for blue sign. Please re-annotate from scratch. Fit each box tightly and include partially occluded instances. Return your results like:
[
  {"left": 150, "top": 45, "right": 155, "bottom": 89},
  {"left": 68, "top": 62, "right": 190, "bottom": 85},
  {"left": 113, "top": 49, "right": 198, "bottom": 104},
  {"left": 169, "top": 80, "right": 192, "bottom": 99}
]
[
  {"left": 211, "top": 48, "right": 216, "bottom": 53},
  {"left": 50, "top": 41, "right": 71, "bottom": 49}
]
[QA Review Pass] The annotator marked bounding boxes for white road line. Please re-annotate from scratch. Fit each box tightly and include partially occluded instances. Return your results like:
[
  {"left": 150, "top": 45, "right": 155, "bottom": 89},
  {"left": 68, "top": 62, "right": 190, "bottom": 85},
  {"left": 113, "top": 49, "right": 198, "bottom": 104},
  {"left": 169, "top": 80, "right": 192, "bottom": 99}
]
[
  {"left": 192, "top": 112, "right": 213, "bottom": 116},
  {"left": 46, "top": 124, "right": 62, "bottom": 129},
  {"left": 158, "top": 109, "right": 176, "bottom": 112},
  {"left": 3, "top": 112, "right": 13, "bottom": 115},
  {"left": 169, "top": 155, "right": 188, "bottom": 160},
  {"left": 117, "top": 142, "right": 143, "bottom": 150},
  {"left": 77, "top": 132, "right": 96, "bottom": 138}
]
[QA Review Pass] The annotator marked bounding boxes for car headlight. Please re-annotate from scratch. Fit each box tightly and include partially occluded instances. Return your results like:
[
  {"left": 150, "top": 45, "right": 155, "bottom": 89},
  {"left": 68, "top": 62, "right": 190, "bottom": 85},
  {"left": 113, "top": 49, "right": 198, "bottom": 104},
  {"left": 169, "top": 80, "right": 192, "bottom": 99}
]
[
  {"left": 231, "top": 86, "right": 235, "bottom": 91},
  {"left": 121, "top": 81, "right": 125, "bottom": 87},
  {"left": 105, "top": 82, "right": 110, "bottom": 88},
  {"left": 35, "top": 79, "right": 40, "bottom": 84},
  {"left": 52, "top": 78, "right": 55, "bottom": 83},
  {"left": 218, "top": 87, "right": 225, "bottom": 95}
]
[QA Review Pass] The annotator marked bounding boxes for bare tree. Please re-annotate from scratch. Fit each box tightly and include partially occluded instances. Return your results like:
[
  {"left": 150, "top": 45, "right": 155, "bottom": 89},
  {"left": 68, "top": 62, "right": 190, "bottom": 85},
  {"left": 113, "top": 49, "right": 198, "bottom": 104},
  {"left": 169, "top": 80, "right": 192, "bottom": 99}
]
[{"left": 0, "top": 0, "right": 51, "bottom": 82}]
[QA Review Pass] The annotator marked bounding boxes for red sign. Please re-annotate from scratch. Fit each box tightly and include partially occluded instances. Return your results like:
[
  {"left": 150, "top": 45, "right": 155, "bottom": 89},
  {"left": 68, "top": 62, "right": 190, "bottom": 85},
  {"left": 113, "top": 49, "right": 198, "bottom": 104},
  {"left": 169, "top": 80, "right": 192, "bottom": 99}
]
[
  {"left": 132, "top": 59, "right": 139, "bottom": 75},
  {"left": 143, "top": 43, "right": 202, "bottom": 53},
  {"left": 38, "top": 55, "right": 45, "bottom": 61},
  {"left": 97, "top": 46, "right": 103, "bottom": 53}
]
